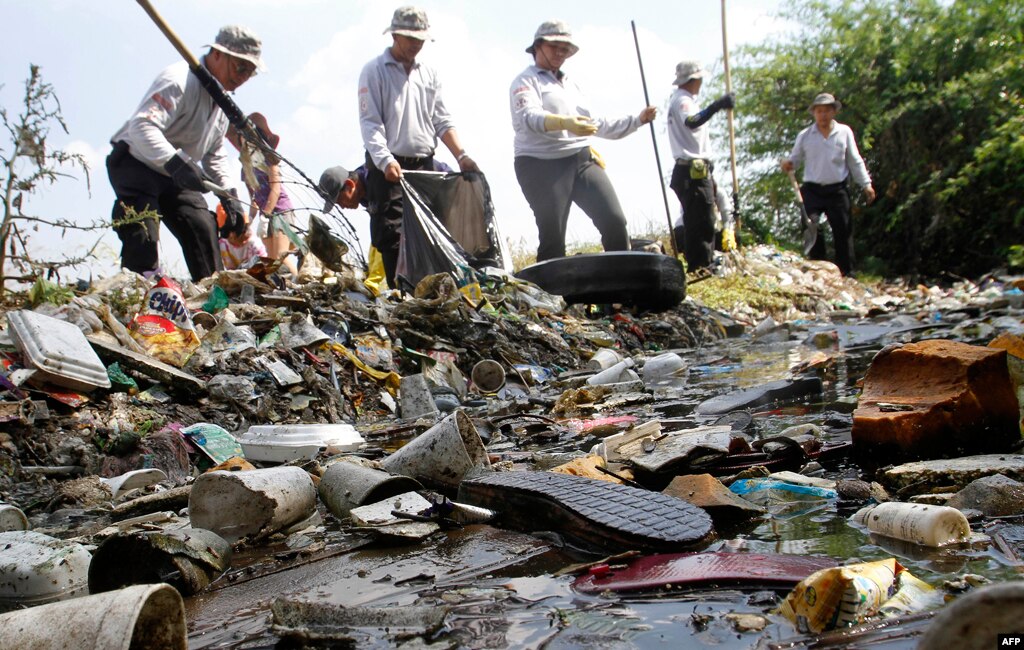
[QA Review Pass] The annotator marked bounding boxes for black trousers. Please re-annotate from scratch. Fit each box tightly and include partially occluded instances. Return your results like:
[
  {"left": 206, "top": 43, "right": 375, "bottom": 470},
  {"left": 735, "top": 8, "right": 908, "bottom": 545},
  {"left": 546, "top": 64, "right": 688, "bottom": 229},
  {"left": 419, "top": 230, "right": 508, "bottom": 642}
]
[
  {"left": 364, "top": 151, "right": 434, "bottom": 288},
  {"left": 670, "top": 161, "right": 715, "bottom": 270},
  {"left": 514, "top": 148, "right": 630, "bottom": 262},
  {"left": 802, "top": 181, "right": 853, "bottom": 276},
  {"left": 106, "top": 142, "right": 221, "bottom": 281}
]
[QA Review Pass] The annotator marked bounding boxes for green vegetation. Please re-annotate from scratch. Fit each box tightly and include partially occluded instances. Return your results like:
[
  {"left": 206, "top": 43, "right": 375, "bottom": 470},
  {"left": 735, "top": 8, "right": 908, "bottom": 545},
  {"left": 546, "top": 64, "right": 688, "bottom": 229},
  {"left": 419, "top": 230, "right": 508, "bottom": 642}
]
[
  {"left": 731, "top": 0, "right": 1024, "bottom": 278},
  {"left": 688, "top": 273, "right": 798, "bottom": 317}
]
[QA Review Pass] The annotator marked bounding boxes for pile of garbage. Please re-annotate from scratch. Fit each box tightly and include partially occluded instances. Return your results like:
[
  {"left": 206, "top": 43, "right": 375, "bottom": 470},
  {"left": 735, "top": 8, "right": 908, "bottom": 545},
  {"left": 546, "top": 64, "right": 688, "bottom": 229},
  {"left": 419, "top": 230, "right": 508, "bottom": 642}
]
[{"left": 2, "top": 244, "right": 1024, "bottom": 648}]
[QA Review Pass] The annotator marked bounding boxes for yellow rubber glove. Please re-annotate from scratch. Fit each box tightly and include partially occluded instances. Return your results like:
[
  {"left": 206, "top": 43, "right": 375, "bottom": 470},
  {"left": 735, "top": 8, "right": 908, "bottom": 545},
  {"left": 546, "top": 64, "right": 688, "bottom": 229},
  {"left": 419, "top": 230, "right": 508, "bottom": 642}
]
[
  {"left": 544, "top": 114, "right": 598, "bottom": 136},
  {"left": 589, "top": 146, "right": 606, "bottom": 169},
  {"left": 721, "top": 226, "right": 737, "bottom": 252}
]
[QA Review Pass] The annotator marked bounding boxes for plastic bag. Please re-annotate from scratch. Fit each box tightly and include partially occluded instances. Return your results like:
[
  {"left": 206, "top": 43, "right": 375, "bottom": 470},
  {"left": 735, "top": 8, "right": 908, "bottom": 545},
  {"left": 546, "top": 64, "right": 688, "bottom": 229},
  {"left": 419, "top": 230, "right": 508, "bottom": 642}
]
[
  {"left": 307, "top": 214, "right": 349, "bottom": 272},
  {"left": 779, "top": 559, "right": 904, "bottom": 633},
  {"left": 129, "top": 277, "right": 200, "bottom": 367}
]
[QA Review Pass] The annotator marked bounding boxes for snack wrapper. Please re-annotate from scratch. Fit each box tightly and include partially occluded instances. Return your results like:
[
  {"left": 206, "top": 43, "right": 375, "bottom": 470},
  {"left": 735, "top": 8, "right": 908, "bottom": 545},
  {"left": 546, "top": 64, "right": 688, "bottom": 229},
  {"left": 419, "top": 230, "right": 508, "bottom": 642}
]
[
  {"left": 129, "top": 277, "right": 200, "bottom": 367},
  {"left": 779, "top": 559, "right": 904, "bottom": 633}
]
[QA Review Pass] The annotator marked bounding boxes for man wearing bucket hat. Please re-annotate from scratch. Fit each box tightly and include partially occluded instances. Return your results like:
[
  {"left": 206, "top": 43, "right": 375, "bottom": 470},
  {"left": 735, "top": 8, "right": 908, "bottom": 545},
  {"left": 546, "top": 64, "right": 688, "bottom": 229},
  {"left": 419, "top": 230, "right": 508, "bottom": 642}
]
[
  {"left": 667, "top": 60, "right": 735, "bottom": 271},
  {"left": 510, "top": 20, "right": 657, "bottom": 262},
  {"left": 107, "top": 25, "right": 264, "bottom": 281},
  {"left": 357, "top": 6, "right": 481, "bottom": 288},
  {"left": 781, "top": 93, "right": 875, "bottom": 276}
]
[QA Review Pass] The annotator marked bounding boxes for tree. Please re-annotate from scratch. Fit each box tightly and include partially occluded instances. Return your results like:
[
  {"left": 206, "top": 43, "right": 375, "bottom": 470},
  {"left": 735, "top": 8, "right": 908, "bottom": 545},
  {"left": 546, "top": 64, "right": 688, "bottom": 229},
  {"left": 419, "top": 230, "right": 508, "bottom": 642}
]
[
  {"left": 730, "top": 0, "right": 1024, "bottom": 278},
  {"left": 0, "top": 64, "right": 101, "bottom": 295}
]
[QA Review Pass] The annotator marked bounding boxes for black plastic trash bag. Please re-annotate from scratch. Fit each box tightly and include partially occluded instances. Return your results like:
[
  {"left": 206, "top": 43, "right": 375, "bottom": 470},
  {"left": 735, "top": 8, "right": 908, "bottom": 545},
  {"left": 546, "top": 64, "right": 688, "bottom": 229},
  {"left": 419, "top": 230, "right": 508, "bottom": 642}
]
[{"left": 395, "top": 171, "right": 509, "bottom": 292}]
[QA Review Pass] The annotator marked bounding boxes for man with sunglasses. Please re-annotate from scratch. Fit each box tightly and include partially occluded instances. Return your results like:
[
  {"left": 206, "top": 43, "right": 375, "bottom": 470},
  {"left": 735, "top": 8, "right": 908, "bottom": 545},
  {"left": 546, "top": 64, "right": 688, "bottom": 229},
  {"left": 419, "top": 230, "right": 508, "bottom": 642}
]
[
  {"left": 107, "top": 25, "right": 263, "bottom": 281},
  {"left": 357, "top": 6, "right": 481, "bottom": 290}
]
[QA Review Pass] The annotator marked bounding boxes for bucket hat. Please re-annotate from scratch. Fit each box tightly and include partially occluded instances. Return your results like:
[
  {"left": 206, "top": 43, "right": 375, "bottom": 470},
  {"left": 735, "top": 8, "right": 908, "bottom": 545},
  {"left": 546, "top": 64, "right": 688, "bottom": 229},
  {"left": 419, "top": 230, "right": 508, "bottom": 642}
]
[
  {"left": 809, "top": 92, "right": 842, "bottom": 113},
  {"left": 673, "top": 60, "right": 704, "bottom": 86},
  {"left": 384, "top": 6, "right": 432, "bottom": 41},
  {"left": 206, "top": 25, "right": 265, "bottom": 72},
  {"left": 526, "top": 20, "right": 579, "bottom": 56}
]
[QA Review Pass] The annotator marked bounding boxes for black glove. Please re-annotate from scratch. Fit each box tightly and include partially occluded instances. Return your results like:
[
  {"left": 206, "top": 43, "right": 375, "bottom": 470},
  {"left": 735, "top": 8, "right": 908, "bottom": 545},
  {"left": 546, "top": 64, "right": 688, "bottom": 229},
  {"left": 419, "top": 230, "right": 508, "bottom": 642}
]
[
  {"left": 219, "top": 190, "right": 247, "bottom": 238},
  {"left": 163, "top": 150, "right": 209, "bottom": 192},
  {"left": 711, "top": 93, "right": 735, "bottom": 111}
]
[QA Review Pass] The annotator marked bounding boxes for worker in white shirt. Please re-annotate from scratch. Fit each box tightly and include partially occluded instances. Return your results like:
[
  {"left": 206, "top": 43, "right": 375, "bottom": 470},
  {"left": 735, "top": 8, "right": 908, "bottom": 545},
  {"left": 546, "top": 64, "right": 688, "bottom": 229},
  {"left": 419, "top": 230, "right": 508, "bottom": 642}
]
[
  {"left": 667, "top": 60, "right": 734, "bottom": 270},
  {"left": 108, "top": 25, "right": 260, "bottom": 280},
  {"left": 781, "top": 92, "right": 875, "bottom": 276},
  {"left": 510, "top": 20, "right": 656, "bottom": 262},
  {"left": 357, "top": 6, "right": 480, "bottom": 288}
]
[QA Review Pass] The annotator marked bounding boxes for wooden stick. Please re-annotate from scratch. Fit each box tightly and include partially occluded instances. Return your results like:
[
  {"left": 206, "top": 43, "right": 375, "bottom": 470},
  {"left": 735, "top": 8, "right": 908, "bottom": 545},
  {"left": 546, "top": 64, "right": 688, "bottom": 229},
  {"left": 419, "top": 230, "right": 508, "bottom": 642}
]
[
  {"left": 720, "top": 0, "right": 741, "bottom": 232},
  {"left": 135, "top": 0, "right": 202, "bottom": 68}
]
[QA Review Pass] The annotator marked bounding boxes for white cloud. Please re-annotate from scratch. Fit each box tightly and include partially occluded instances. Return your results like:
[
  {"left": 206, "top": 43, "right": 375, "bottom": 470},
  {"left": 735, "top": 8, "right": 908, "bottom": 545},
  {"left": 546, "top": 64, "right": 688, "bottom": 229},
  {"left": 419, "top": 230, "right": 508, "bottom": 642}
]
[{"left": 63, "top": 139, "right": 106, "bottom": 175}]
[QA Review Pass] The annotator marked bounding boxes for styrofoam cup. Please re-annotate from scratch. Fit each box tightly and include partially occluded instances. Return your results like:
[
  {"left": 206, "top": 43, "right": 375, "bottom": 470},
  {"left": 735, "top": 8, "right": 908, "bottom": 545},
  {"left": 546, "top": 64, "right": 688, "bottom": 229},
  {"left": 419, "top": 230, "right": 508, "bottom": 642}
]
[{"left": 0, "top": 583, "right": 185, "bottom": 649}]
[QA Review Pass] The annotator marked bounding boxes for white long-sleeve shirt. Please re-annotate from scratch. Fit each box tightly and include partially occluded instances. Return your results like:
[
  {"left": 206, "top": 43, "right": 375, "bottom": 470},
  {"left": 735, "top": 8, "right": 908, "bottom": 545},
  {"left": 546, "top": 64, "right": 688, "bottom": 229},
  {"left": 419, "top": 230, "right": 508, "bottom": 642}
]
[
  {"left": 358, "top": 48, "right": 455, "bottom": 170},
  {"left": 110, "top": 59, "right": 232, "bottom": 188},
  {"left": 788, "top": 121, "right": 872, "bottom": 187},
  {"left": 667, "top": 87, "right": 709, "bottom": 161},
  {"left": 510, "top": 65, "right": 641, "bottom": 159}
]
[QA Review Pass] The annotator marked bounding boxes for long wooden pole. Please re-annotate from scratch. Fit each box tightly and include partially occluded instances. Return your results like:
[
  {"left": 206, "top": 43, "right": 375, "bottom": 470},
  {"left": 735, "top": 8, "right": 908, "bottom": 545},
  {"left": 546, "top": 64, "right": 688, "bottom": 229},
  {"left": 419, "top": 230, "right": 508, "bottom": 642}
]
[
  {"left": 720, "top": 0, "right": 740, "bottom": 232},
  {"left": 631, "top": 20, "right": 678, "bottom": 257}
]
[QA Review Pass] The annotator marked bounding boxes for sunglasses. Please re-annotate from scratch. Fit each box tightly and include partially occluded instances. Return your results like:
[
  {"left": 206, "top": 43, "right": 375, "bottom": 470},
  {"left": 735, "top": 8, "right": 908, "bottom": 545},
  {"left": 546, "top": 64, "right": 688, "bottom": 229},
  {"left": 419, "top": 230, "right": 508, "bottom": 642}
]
[{"left": 228, "top": 56, "right": 257, "bottom": 79}]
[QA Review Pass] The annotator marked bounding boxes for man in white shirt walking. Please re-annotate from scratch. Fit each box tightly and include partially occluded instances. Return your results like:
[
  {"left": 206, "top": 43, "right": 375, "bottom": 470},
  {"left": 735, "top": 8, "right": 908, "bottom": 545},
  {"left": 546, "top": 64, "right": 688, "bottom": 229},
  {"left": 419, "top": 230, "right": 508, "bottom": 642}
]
[
  {"left": 358, "top": 6, "right": 480, "bottom": 289},
  {"left": 781, "top": 93, "right": 875, "bottom": 276}
]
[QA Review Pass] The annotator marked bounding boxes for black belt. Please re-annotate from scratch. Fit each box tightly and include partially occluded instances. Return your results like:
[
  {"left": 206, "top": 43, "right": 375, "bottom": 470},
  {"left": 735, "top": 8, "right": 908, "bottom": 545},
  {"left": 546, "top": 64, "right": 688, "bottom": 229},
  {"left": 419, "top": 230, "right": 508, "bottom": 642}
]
[
  {"left": 803, "top": 181, "right": 846, "bottom": 191},
  {"left": 393, "top": 153, "right": 433, "bottom": 167}
]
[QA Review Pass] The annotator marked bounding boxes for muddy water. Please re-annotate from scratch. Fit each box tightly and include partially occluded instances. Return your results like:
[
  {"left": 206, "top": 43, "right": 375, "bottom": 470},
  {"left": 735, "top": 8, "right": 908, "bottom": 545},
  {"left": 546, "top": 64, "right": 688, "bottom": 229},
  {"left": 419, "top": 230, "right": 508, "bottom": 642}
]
[{"left": 186, "top": 331, "right": 1020, "bottom": 649}]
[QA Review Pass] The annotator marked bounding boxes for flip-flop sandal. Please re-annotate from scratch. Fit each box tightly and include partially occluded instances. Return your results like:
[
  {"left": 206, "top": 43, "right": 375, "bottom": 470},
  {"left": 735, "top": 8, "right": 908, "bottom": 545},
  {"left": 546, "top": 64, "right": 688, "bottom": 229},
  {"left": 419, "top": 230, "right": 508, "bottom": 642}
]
[
  {"left": 458, "top": 471, "right": 714, "bottom": 553},
  {"left": 573, "top": 551, "right": 837, "bottom": 594}
]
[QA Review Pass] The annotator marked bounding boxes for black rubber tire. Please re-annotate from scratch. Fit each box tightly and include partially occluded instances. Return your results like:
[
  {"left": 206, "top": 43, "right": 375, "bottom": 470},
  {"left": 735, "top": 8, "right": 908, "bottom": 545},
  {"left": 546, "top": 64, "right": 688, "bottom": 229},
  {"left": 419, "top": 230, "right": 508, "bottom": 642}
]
[{"left": 516, "top": 252, "right": 685, "bottom": 311}]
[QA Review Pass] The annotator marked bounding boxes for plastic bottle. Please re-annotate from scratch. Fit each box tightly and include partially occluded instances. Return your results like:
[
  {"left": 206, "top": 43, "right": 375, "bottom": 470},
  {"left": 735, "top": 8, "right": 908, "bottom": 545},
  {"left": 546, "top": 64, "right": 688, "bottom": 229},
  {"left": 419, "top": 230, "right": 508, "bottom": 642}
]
[
  {"left": 851, "top": 502, "right": 971, "bottom": 547},
  {"left": 587, "top": 358, "right": 635, "bottom": 386}
]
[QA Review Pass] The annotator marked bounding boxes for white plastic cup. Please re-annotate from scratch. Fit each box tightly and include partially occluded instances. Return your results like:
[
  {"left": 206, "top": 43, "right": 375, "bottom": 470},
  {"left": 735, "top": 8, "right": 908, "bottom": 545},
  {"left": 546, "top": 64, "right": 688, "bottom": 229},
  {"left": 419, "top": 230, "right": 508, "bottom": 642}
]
[
  {"left": 0, "top": 583, "right": 186, "bottom": 650},
  {"left": 189, "top": 466, "right": 317, "bottom": 543},
  {"left": 382, "top": 410, "right": 491, "bottom": 489},
  {"left": 318, "top": 461, "right": 422, "bottom": 519},
  {"left": 471, "top": 360, "right": 505, "bottom": 394},
  {"left": 852, "top": 502, "right": 971, "bottom": 547},
  {"left": 587, "top": 349, "right": 622, "bottom": 371}
]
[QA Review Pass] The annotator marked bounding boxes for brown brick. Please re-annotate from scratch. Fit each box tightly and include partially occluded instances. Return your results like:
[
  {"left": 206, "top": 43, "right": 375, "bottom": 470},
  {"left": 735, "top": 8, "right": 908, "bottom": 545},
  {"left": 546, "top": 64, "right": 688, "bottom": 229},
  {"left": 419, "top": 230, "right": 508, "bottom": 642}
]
[
  {"left": 852, "top": 339, "right": 1020, "bottom": 457},
  {"left": 989, "top": 333, "right": 1024, "bottom": 360}
]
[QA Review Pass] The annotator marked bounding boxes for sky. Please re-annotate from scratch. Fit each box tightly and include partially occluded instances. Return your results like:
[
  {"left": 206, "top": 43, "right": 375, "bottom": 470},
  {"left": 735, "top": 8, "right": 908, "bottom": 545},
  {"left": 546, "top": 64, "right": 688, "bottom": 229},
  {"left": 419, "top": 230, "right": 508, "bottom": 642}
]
[{"left": 0, "top": 0, "right": 788, "bottom": 280}]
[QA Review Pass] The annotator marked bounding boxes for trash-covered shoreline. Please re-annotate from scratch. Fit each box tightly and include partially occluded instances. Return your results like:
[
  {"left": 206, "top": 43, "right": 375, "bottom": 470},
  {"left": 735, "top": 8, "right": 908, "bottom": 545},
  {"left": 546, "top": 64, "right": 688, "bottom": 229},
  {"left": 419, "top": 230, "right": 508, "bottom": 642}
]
[{"left": 2, "top": 244, "right": 1024, "bottom": 648}]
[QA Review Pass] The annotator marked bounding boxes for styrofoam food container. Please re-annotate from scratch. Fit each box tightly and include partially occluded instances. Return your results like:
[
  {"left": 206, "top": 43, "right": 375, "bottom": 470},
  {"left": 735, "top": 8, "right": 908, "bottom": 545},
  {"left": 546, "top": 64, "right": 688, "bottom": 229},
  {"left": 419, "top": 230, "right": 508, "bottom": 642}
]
[
  {"left": 237, "top": 424, "right": 365, "bottom": 463},
  {"left": 0, "top": 531, "right": 92, "bottom": 610},
  {"left": 7, "top": 310, "right": 111, "bottom": 392}
]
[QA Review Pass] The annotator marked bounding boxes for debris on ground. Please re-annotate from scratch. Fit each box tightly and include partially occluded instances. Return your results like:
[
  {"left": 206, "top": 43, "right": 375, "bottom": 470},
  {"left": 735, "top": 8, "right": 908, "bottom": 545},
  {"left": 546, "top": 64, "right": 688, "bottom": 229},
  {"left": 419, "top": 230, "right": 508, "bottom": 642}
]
[{"left": 0, "top": 243, "right": 1023, "bottom": 647}]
